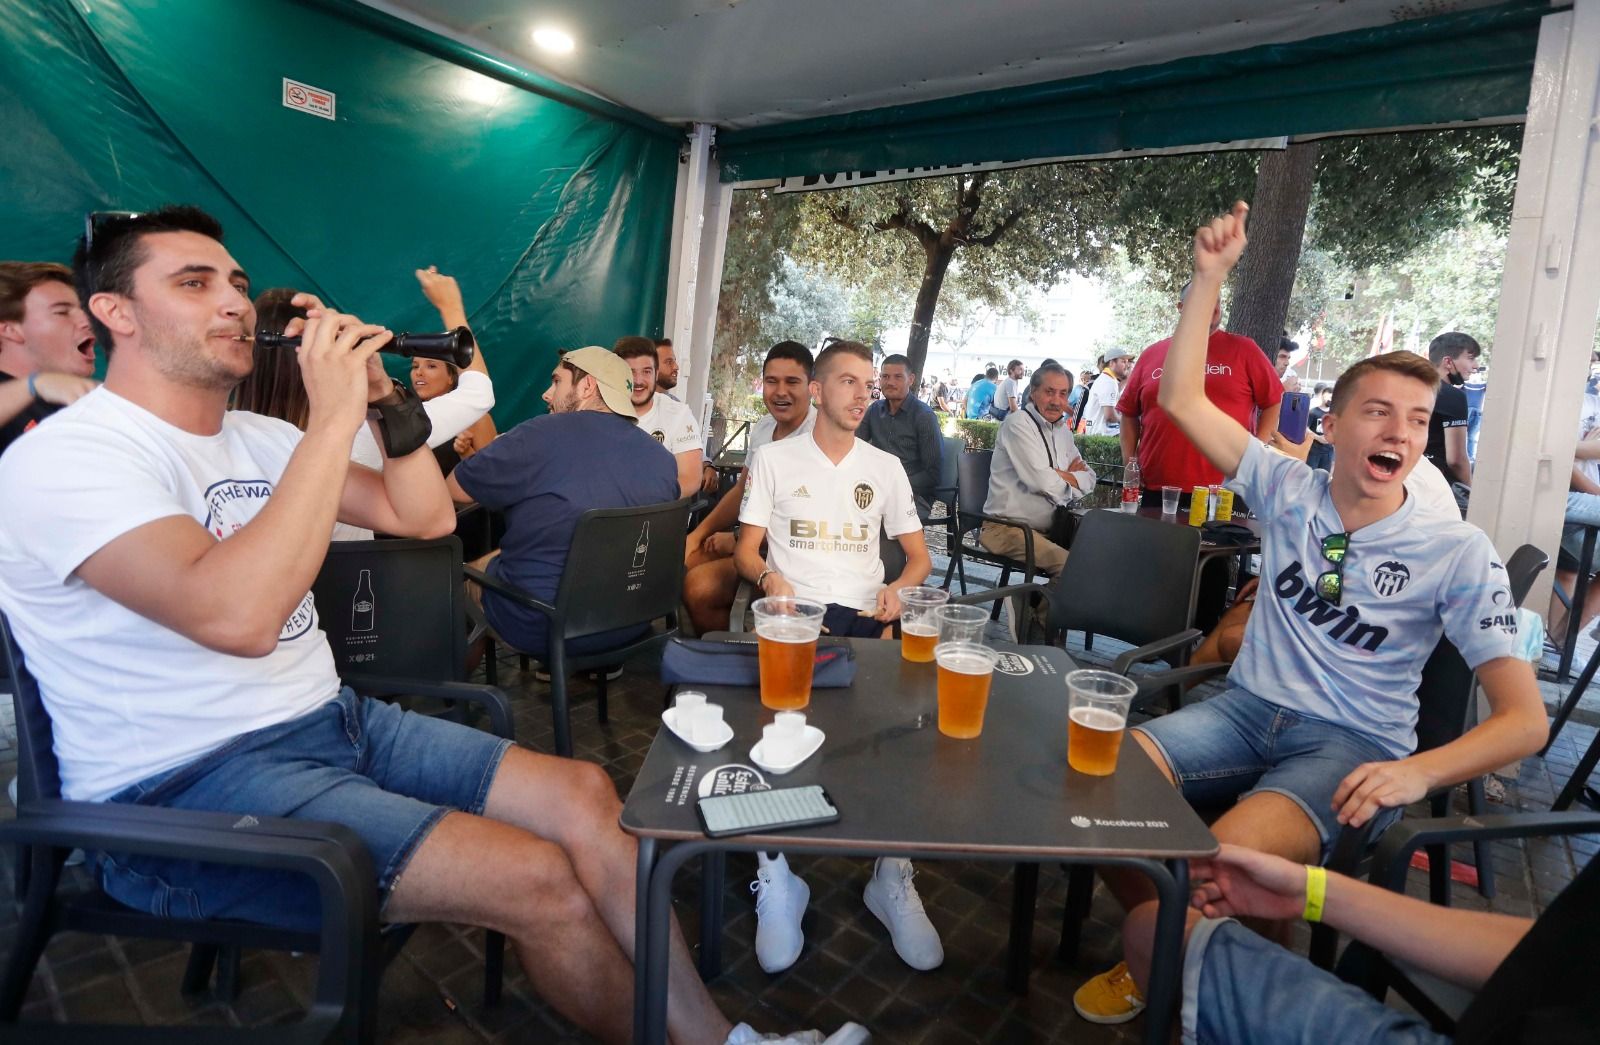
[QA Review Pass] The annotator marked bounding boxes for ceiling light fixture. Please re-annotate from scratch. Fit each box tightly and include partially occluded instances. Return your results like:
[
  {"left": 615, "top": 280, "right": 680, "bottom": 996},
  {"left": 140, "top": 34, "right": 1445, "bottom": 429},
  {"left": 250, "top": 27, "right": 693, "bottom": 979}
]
[{"left": 532, "top": 27, "right": 575, "bottom": 54}]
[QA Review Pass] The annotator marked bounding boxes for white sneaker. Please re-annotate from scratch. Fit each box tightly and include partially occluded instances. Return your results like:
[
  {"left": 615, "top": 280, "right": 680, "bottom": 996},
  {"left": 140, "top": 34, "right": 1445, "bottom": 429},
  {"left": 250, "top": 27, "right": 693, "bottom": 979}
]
[
  {"left": 724, "top": 1023, "right": 869, "bottom": 1045},
  {"left": 863, "top": 857, "right": 943, "bottom": 970},
  {"left": 751, "top": 852, "right": 808, "bottom": 973}
]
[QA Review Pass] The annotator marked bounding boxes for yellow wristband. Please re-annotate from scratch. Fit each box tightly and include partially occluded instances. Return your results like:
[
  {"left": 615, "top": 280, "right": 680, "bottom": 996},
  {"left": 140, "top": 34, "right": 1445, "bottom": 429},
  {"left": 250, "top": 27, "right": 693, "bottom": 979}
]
[{"left": 1303, "top": 865, "right": 1327, "bottom": 923}]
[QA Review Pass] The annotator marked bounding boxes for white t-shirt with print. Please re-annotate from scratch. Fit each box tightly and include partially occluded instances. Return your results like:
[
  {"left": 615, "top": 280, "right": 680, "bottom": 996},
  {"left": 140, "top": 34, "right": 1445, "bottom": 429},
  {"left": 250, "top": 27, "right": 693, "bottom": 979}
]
[
  {"left": 740, "top": 432, "right": 921, "bottom": 611},
  {"left": 635, "top": 391, "right": 704, "bottom": 456},
  {"left": 1083, "top": 372, "right": 1122, "bottom": 435},
  {"left": 0, "top": 389, "right": 340, "bottom": 801},
  {"left": 748, "top": 405, "right": 817, "bottom": 455},
  {"left": 1228, "top": 439, "right": 1517, "bottom": 758}
]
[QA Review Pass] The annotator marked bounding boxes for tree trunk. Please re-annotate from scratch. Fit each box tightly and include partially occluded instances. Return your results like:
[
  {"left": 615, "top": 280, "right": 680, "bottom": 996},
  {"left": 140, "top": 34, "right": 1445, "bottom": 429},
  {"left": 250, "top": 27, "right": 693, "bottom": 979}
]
[
  {"left": 905, "top": 242, "right": 956, "bottom": 378},
  {"left": 1228, "top": 141, "right": 1319, "bottom": 361}
]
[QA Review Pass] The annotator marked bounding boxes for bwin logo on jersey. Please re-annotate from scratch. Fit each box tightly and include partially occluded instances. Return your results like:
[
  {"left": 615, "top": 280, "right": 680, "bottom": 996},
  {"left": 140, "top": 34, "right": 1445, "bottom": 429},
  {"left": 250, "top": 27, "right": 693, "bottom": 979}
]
[
  {"left": 1371, "top": 561, "right": 1411, "bottom": 598},
  {"left": 853, "top": 482, "right": 875, "bottom": 510}
]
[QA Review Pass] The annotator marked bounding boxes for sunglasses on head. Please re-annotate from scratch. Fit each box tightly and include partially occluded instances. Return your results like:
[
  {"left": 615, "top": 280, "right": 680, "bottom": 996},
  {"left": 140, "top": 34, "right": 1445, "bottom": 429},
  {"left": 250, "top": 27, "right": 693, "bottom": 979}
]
[
  {"left": 82, "top": 210, "right": 145, "bottom": 255},
  {"left": 1316, "top": 532, "right": 1350, "bottom": 605}
]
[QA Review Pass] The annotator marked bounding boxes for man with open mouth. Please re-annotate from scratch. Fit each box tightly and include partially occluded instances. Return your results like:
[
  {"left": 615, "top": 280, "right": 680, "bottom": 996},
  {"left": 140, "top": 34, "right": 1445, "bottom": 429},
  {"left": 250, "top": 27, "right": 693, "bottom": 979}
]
[
  {"left": 0, "top": 261, "right": 99, "bottom": 457},
  {"left": 1071, "top": 201, "right": 1547, "bottom": 1032}
]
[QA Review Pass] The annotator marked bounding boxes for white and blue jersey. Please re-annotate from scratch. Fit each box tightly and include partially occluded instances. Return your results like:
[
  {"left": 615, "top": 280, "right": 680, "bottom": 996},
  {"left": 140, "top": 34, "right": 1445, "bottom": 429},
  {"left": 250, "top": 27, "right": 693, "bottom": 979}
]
[{"left": 1229, "top": 440, "right": 1517, "bottom": 758}]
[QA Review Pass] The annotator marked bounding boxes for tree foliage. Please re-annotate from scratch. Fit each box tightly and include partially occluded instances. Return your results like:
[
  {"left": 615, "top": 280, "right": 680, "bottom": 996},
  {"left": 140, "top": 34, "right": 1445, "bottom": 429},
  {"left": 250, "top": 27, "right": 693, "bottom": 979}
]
[{"left": 713, "top": 125, "right": 1523, "bottom": 406}]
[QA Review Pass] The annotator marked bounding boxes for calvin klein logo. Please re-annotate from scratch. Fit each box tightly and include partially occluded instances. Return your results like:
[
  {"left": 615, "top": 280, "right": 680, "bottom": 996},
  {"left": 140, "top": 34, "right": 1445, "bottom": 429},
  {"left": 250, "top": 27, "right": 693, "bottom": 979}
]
[{"left": 1273, "top": 561, "right": 1389, "bottom": 652}]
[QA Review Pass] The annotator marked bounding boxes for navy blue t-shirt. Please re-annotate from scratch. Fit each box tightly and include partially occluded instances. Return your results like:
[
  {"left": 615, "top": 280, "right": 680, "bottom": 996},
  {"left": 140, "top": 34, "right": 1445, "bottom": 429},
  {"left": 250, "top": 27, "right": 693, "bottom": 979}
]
[{"left": 453, "top": 411, "right": 678, "bottom": 656}]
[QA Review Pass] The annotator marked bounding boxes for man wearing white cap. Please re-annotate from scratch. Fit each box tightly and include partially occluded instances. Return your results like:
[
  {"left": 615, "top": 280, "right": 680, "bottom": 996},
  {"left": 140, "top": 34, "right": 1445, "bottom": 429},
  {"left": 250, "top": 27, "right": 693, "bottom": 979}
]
[
  {"left": 1083, "top": 347, "right": 1133, "bottom": 436},
  {"left": 448, "top": 346, "right": 679, "bottom": 660}
]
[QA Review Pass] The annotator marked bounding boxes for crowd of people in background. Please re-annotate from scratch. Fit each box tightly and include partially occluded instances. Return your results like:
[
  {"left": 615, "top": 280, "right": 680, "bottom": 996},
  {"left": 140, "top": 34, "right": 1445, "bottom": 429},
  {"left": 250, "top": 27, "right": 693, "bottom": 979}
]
[{"left": 0, "top": 198, "right": 1587, "bottom": 1045}]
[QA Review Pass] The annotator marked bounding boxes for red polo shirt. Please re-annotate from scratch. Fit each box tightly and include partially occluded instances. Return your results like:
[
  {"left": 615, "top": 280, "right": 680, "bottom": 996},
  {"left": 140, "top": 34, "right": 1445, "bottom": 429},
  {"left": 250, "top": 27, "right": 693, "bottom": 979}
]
[{"left": 1116, "top": 330, "right": 1282, "bottom": 489}]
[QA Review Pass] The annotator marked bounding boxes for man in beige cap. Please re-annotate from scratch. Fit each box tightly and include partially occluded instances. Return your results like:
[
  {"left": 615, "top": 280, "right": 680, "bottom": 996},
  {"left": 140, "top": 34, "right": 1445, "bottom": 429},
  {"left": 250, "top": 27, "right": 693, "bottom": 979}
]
[{"left": 448, "top": 346, "right": 679, "bottom": 658}]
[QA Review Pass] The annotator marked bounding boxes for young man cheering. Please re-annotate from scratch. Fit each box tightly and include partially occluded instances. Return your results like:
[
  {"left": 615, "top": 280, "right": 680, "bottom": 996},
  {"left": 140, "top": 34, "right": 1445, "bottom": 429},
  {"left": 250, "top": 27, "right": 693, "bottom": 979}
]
[
  {"left": 734, "top": 339, "right": 942, "bottom": 975},
  {"left": 1073, "top": 202, "right": 1546, "bottom": 1026}
]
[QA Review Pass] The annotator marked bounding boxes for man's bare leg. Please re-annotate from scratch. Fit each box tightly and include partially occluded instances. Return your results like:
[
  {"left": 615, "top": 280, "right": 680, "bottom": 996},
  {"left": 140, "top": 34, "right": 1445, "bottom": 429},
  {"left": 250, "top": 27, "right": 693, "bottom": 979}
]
[
  {"left": 483, "top": 747, "right": 730, "bottom": 1044},
  {"left": 1101, "top": 734, "right": 1323, "bottom": 929},
  {"left": 684, "top": 556, "right": 739, "bottom": 635},
  {"left": 387, "top": 811, "right": 644, "bottom": 1043}
]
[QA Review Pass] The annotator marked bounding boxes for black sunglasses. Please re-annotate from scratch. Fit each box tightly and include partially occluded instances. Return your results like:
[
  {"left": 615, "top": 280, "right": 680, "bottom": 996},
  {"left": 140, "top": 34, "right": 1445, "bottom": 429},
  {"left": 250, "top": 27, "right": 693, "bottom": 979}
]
[
  {"left": 1316, "top": 532, "right": 1350, "bottom": 605},
  {"left": 83, "top": 210, "right": 145, "bottom": 255}
]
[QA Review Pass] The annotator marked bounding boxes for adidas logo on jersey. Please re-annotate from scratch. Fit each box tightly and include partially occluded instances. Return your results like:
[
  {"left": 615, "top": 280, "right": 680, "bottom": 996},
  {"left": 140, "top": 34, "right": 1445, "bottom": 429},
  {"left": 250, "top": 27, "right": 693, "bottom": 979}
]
[{"left": 792, "top": 485, "right": 811, "bottom": 497}]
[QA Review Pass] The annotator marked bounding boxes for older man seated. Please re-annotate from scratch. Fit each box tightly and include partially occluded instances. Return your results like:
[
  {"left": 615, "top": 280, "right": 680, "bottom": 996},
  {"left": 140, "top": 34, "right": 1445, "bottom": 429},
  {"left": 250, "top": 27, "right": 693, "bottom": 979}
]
[{"left": 977, "top": 362, "right": 1096, "bottom": 577}]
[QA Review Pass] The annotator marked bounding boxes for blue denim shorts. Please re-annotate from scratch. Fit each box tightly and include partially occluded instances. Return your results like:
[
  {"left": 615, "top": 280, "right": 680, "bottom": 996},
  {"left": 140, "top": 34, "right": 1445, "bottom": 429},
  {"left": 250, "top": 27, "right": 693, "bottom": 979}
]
[
  {"left": 1133, "top": 687, "right": 1403, "bottom": 860},
  {"left": 98, "top": 688, "right": 511, "bottom": 933},
  {"left": 1182, "top": 918, "right": 1449, "bottom": 1045}
]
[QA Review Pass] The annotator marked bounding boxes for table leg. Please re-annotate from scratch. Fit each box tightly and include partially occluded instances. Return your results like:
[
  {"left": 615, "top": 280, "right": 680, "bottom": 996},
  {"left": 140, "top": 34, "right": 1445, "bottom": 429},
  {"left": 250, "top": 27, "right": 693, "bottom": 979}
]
[
  {"left": 1005, "top": 862, "right": 1039, "bottom": 994},
  {"left": 632, "top": 837, "right": 656, "bottom": 1045},
  {"left": 1559, "top": 527, "right": 1597, "bottom": 682},
  {"left": 640, "top": 842, "right": 708, "bottom": 1045},
  {"left": 1140, "top": 858, "right": 1188, "bottom": 1045},
  {"left": 698, "top": 850, "right": 725, "bottom": 980}
]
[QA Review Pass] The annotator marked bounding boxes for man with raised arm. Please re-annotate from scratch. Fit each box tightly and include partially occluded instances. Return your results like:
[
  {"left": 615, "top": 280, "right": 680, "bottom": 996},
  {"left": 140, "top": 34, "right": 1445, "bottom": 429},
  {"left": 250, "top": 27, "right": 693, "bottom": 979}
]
[
  {"left": 0, "top": 207, "right": 856, "bottom": 1045},
  {"left": 734, "top": 338, "right": 942, "bottom": 977},
  {"left": 1072, "top": 202, "right": 1546, "bottom": 1026}
]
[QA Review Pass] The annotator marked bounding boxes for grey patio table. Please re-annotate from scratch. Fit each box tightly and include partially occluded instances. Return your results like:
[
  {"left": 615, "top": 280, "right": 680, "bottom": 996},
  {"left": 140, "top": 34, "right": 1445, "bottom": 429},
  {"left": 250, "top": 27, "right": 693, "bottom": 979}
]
[{"left": 621, "top": 636, "right": 1217, "bottom": 1044}]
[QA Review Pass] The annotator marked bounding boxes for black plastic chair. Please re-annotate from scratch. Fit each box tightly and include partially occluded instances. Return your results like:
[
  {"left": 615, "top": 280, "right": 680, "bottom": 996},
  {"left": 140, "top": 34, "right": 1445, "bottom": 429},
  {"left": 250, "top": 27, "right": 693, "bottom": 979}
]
[
  {"left": 466, "top": 495, "right": 696, "bottom": 757},
  {"left": 1, "top": 613, "right": 381, "bottom": 1042},
  {"left": 921, "top": 433, "right": 963, "bottom": 555},
  {"left": 307, "top": 536, "right": 516, "bottom": 1002},
  {"left": 961, "top": 510, "right": 1223, "bottom": 714},
  {"left": 941, "top": 450, "right": 1042, "bottom": 601},
  {"left": 1333, "top": 809, "right": 1600, "bottom": 1034}
]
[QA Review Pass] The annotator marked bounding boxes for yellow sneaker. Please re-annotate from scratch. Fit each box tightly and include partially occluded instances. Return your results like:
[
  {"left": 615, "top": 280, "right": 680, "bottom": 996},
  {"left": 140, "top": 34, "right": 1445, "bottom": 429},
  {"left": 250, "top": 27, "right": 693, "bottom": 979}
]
[{"left": 1072, "top": 960, "right": 1146, "bottom": 1024}]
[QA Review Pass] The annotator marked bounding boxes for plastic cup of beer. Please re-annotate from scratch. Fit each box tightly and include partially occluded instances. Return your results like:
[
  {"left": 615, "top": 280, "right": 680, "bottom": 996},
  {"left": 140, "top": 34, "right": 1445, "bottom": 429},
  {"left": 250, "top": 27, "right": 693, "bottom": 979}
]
[
  {"left": 934, "top": 642, "right": 999, "bottom": 739},
  {"left": 751, "top": 597, "right": 827, "bottom": 710},
  {"left": 935, "top": 603, "right": 989, "bottom": 646},
  {"left": 1065, "top": 669, "right": 1138, "bottom": 776},
  {"left": 899, "top": 585, "right": 950, "bottom": 662},
  {"left": 1160, "top": 485, "right": 1181, "bottom": 516}
]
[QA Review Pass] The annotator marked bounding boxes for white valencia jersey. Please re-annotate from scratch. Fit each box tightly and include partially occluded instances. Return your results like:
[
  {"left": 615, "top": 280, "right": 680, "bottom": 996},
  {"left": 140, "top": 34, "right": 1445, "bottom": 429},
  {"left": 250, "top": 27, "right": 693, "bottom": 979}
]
[
  {"left": 740, "top": 433, "right": 921, "bottom": 611},
  {"left": 634, "top": 392, "right": 703, "bottom": 455}
]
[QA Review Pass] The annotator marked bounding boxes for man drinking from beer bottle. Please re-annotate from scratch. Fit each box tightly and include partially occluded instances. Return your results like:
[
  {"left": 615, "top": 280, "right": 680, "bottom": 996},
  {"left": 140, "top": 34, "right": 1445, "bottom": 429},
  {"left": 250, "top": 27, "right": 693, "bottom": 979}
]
[{"left": 734, "top": 339, "right": 942, "bottom": 975}]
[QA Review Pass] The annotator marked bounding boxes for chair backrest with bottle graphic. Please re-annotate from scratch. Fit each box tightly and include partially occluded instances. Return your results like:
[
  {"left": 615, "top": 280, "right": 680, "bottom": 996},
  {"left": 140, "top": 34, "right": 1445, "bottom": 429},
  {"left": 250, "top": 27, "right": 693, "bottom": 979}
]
[{"left": 311, "top": 536, "right": 466, "bottom": 682}]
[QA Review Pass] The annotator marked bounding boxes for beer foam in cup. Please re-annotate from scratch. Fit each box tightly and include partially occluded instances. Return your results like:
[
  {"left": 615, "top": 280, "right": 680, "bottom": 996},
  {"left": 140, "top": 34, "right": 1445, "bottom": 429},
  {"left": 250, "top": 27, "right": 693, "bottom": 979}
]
[
  {"left": 1069, "top": 706, "right": 1126, "bottom": 731},
  {"left": 756, "top": 619, "right": 820, "bottom": 643}
]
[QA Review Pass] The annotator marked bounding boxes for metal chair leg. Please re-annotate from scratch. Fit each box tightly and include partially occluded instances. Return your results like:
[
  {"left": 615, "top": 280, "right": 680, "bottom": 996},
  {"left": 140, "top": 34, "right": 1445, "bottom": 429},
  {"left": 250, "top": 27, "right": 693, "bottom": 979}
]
[
  {"left": 1466, "top": 777, "right": 1496, "bottom": 899},
  {"left": 1543, "top": 640, "right": 1600, "bottom": 756}
]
